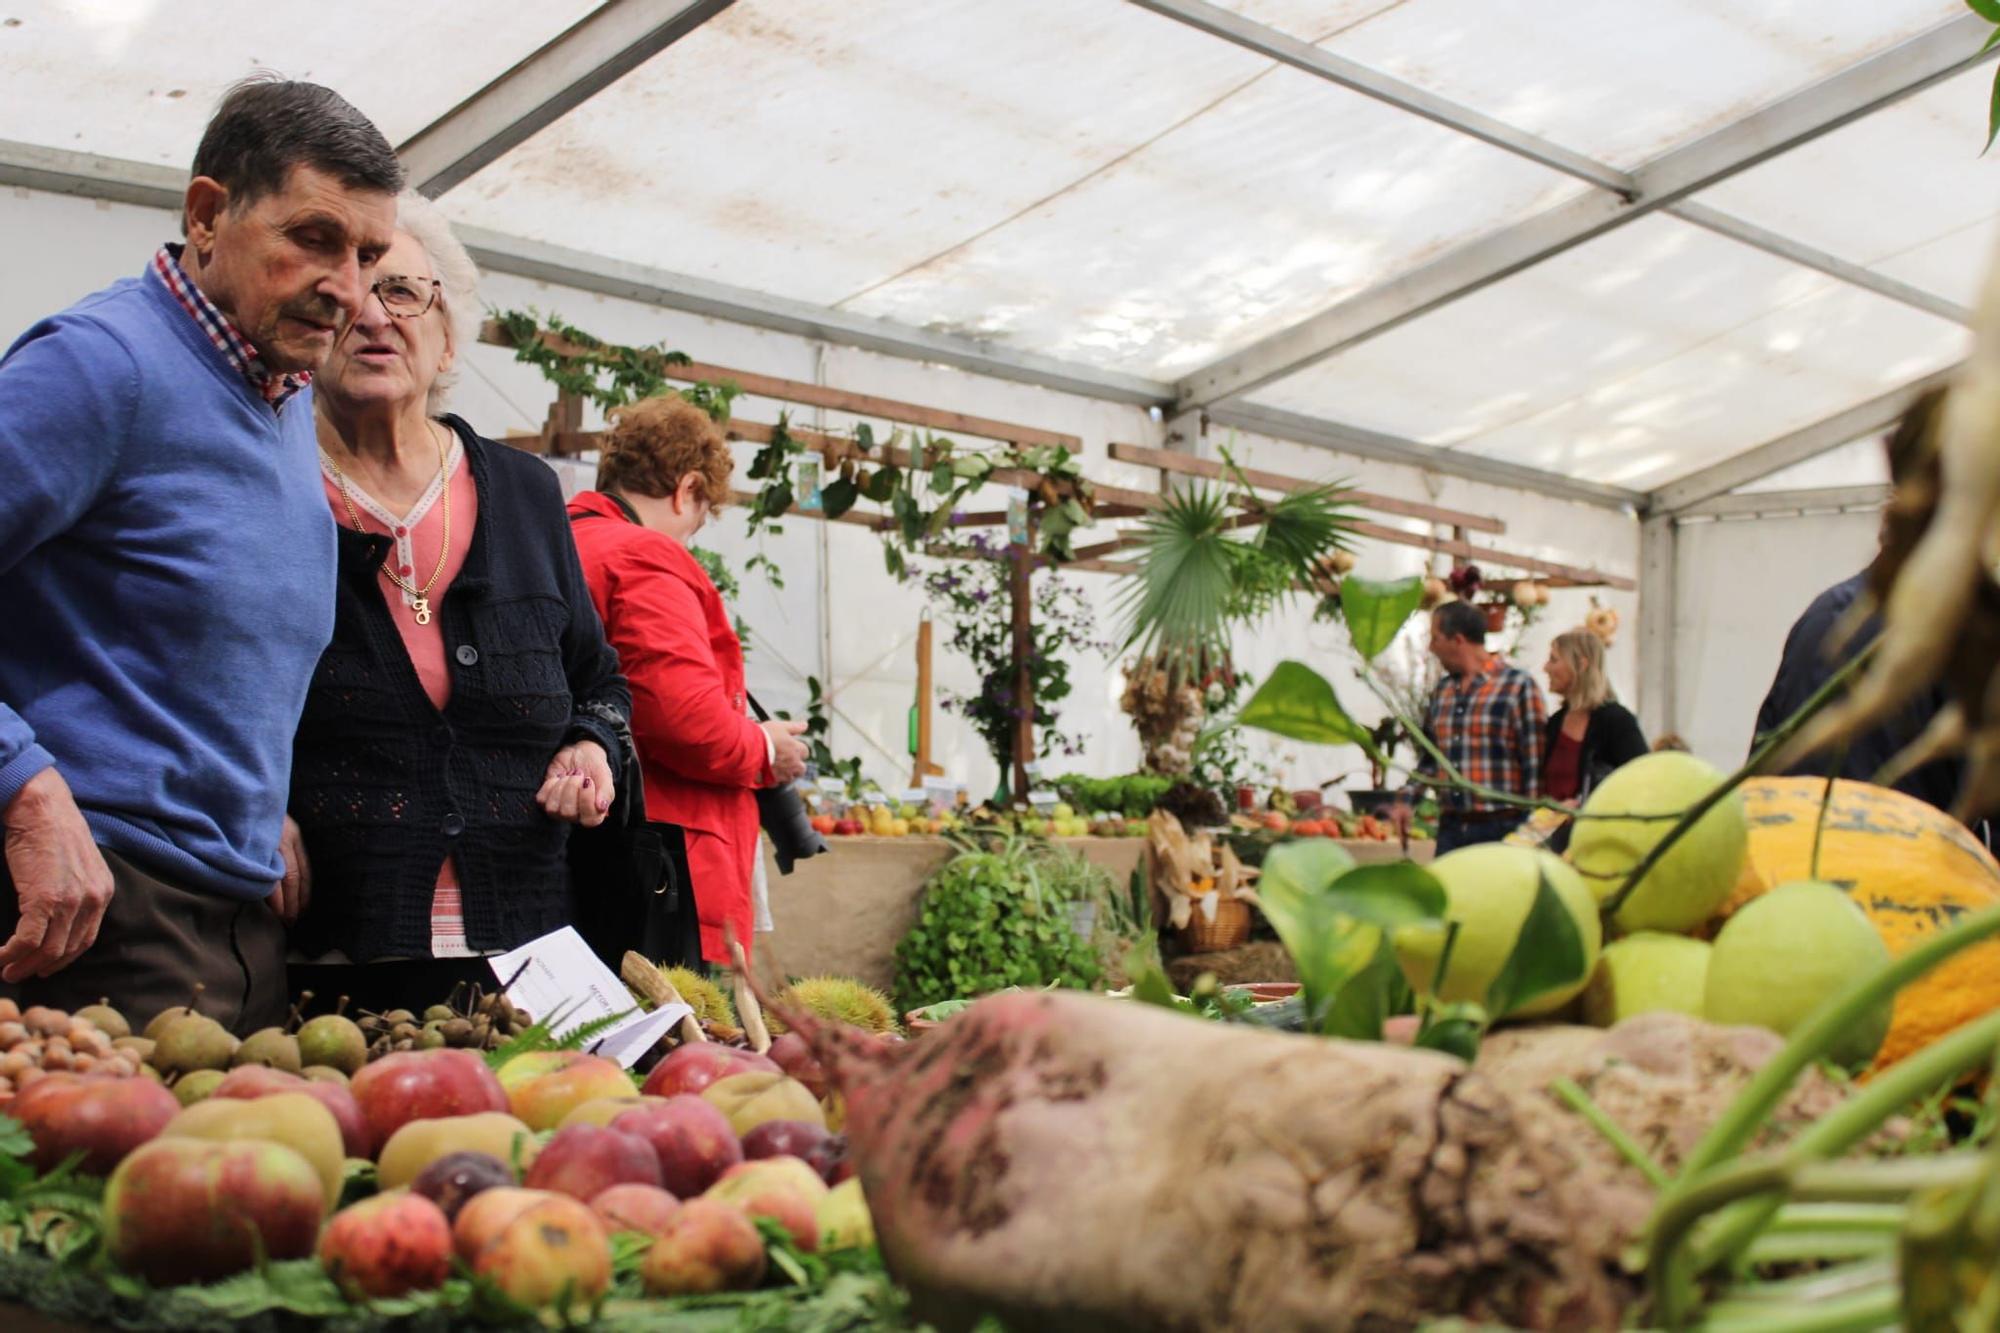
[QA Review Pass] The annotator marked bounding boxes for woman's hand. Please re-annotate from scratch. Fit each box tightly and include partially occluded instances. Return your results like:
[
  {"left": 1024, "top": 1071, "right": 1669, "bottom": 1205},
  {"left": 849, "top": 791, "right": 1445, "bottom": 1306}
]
[
  {"left": 272, "top": 816, "right": 311, "bottom": 923},
  {"left": 539, "top": 740, "right": 615, "bottom": 827}
]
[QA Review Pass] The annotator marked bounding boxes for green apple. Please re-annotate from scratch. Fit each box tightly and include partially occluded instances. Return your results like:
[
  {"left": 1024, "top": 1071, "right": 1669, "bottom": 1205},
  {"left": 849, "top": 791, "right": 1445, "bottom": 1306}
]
[
  {"left": 1705, "top": 880, "right": 1890, "bottom": 1069},
  {"left": 1569, "top": 752, "right": 1747, "bottom": 933},
  {"left": 1582, "top": 932, "right": 1712, "bottom": 1027}
]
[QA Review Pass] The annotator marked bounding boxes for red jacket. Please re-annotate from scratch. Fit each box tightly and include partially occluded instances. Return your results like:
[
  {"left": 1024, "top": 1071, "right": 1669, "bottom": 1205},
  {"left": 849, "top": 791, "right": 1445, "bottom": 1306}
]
[{"left": 568, "top": 491, "right": 770, "bottom": 962}]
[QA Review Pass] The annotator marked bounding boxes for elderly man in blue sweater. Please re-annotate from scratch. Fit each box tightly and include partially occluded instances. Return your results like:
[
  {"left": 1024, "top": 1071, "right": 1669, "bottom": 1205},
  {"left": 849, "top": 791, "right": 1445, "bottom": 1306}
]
[{"left": 0, "top": 78, "right": 401, "bottom": 1030}]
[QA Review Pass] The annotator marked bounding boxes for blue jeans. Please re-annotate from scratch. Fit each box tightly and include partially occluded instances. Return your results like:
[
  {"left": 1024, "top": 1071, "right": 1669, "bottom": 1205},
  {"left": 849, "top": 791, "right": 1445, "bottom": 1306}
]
[{"left": 1434, "top": 815, "right": 1519, "bottom": 856}]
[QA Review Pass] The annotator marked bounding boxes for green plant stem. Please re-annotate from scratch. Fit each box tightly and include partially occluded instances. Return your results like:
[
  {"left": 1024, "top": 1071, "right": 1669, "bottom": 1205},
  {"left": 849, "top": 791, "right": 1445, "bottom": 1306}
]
[
  {"left": 1600, "top": 643, "right": 1876, "bottom": 918},
  {"left": 1697, "top": 1255, "right": 1893, "bottom": 1312},
  {"left": 1649, "top": 1159, "right": 1791, "bottom": 1329},
  {"left": 1788, "top": 1152, "right": 1985, "bottom": 1201},
  {"left": 1741, "top": 1231, "right": 1892, "bottom": 1265},
  {"left": 1550, "top": 1077, "right": 1670, "bottom": 1189},
  {"left": 1808, "top": 744, "right": 1847, "bottom": 882},
  {"left": 1764, "top": 1202, "right": 1912, "bottom": 1234},
  {"left": 1688, "top": 1005, "right": 2000, "bottom": 1279},
  {"left": 1693, "top": 1283, "right": 1898, "bottom": 1333}
]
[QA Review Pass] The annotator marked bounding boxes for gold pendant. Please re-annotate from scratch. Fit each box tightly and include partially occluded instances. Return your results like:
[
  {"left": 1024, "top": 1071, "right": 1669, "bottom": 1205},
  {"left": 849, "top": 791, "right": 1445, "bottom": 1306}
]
[{"left": 411, "top": 596, "right": 432, "bottom": 626}]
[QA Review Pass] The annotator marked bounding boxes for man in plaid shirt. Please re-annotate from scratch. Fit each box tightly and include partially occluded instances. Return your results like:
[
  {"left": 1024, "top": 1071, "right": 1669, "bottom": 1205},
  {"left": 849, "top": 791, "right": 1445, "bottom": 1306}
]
[{"left": 1398, "top": 600, "right": 1548, "bottom": 854}]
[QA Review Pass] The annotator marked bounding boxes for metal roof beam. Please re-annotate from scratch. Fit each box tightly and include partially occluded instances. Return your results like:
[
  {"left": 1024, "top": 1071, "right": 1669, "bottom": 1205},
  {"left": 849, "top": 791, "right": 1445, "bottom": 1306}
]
[
  {"left": 1174, "top": 13, "right": 1994, "bottom": 409},
  {"left": 1124, "top": 0, "right": 1634, "bottom": 194},
  {"left": 1666, "top": 201, "right": 1972, "bottom": 324},
  {"left": 1204, "top": 400, "right": 1645, "bottom": 510},
  {"left": 399, "top": 0, "right": 739, "bottom": 198},
  {"left": 1675, "top": 484, "right": 1892, "bottom": 522},
  {"left": 0, "top": 138, "right": 184, "bottom": 211},
  {"left": 1646, "top": 366, "right": 1959, "bottom": 515}
]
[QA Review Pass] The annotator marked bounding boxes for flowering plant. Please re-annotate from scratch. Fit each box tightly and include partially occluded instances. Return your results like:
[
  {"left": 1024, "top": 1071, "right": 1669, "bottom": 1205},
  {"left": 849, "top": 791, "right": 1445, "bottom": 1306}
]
[{"left": 922, "top": 541, "right": 1108, "bottom": 778}]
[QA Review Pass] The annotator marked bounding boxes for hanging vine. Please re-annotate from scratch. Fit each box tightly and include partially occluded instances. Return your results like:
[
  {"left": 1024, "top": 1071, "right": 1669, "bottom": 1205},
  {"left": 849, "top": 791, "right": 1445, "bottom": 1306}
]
[{"left": 494, "top": 311, "right": 1095, "bottom": 580}]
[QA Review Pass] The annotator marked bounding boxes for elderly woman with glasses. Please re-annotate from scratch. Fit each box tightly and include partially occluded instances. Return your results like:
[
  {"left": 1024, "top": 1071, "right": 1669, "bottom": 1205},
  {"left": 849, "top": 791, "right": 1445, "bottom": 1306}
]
[{"left": 281, "top": 192, "right": 629, "bottom": 1014}]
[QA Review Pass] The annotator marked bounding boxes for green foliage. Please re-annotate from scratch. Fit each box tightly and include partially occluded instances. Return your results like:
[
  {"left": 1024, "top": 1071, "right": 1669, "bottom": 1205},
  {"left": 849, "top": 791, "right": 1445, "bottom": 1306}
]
[
  {"left": 1237, "top": 660, "right": 1377, "bottom": 752},
  {"left": 1340, "top": 575, "right": 1425, "bottom": 662},
  {"left": 482, "top": 1001, "right": 642, "bottom": 1075},
  {"left": 1481, "top": 869, "right": 1589, "bottom": 1020},
  {"left": 1047, "top": 772, "right": 1173, "bottom": 818},
  {"left": 0, "top": 1114, "right": 104, "bottom": 1264},
  {"left": 495, "top": 308, "right": 738, "bottom": 422},
  {"left": 1116, "top": 447, "right": 1354, "bottom": 679},
  {"left": 894, "top": 839, "right": 1106, "bottom": 1012},
  {"left": 1254, "top": 846, "right": 1445, "bottom": 1038},
  {"left": 777, "top": 676, "right": 867, "bottom": 797},
  {"left": 1976, "top": 3, "right": 2000, "bottom": 151}
]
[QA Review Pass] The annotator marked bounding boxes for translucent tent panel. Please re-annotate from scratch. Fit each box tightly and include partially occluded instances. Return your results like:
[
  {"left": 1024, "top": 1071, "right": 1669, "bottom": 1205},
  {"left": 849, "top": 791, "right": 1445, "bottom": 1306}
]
[
  {"left": 1204, "top": 0, "right": 1964, "bottom": 170},
  {"left": 0, "top": 0, "right": 599, "bottom": 165},
  {"left": 1245, "top": 212, "right": 1967, "bottom": 488},
  {"left": 443, "top": 0, "right": 1577, "bottom": 379},
  {"left": 1699, "top": 65, "right": 2000, "bottom": 307}
]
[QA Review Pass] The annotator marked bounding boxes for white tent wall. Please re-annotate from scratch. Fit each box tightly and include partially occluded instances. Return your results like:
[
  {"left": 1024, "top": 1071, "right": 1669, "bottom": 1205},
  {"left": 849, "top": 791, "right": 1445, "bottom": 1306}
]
[
  {"left": 1670, "top": 510, "right": 1881, "bottom": 770},
  {"left": 4, "top": 180, "right": 1655, "bottom": 803}
]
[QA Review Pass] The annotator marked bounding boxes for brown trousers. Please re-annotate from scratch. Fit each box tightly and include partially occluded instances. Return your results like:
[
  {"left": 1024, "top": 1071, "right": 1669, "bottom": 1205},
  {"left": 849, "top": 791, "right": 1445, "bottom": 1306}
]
[{"left": 0, "top": 847, "right": 287, "bottom": 1034}]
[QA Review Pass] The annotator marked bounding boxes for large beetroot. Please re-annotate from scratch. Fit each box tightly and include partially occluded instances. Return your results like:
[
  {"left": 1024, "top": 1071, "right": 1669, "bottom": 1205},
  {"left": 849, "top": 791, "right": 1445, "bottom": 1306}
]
[{"left": 769, "top": 987, "right": 1648, "bottom": 1332}]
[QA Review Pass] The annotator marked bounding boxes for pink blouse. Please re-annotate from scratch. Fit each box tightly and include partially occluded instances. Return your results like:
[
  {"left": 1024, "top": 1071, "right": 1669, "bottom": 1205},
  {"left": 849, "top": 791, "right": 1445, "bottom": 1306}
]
[{"left": 321, "top": 434, "right": 480, "bottom": 958}]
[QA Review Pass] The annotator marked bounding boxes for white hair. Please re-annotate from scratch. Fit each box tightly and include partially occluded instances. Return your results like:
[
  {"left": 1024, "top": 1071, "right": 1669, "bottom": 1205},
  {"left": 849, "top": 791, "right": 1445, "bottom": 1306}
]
[{"left": 395, "top": 190, "right": 481, "bottom": 414}]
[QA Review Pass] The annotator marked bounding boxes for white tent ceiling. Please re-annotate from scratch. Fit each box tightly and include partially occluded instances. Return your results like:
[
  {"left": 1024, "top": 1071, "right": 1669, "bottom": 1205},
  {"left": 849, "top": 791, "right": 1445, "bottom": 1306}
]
[{"left": 2, "top": 0, "right": 1995, "bottom": 508}]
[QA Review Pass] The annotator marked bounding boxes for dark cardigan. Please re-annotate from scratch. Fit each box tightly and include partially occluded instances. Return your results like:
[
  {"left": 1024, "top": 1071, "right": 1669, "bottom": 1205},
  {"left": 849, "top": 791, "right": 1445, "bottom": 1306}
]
[
  {"left": 288, "top": 418, "right": 630, "bottom": 961},
  {"left": 1543, "top": 700, "right": 1649, "bottom": 799}
]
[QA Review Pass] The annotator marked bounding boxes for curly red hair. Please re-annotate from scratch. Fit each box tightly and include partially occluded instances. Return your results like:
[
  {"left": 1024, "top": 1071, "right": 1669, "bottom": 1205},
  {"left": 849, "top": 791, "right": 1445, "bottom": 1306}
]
[{"left": 597, "top": 395, "right": 734, "bottom": 508}]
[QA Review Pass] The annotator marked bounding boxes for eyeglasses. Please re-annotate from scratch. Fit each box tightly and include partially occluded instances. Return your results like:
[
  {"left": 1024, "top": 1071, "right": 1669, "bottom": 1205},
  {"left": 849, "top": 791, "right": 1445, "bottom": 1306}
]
[{"left": 372, "top": 274, "right": 441, "bottom": 318}]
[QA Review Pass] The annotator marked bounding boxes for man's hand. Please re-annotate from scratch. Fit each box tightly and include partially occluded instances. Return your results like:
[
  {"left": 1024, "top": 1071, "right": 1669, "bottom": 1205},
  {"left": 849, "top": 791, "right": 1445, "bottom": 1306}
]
[
  {"left": 761, "top": 720, "right": 809, "bottom": 784},
  {"left": 0, "top": 767, "right": 114, "bottom": 983},
  {"left": 271, "top": 816, "right": 311, "bottom": 923},
  {"left": 538, "top": 740, "right": 616, "bottom": 828}
]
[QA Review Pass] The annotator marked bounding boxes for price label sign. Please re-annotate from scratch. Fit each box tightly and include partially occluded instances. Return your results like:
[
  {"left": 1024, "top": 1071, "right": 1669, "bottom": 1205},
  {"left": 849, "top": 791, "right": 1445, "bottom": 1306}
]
[
  {"left": 490, "top": 928, "right": 691, "bottom": 1068},
  {"left": 1006, "top": 487, "right": 1030, "bottom": 547}
]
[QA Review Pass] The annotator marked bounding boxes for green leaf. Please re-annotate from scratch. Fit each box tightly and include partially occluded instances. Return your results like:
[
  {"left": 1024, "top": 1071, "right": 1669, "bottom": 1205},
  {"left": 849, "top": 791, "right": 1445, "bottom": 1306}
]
[
  {"left": 1237, "top": 660, "right": 1375, "bottom": 749},
  {"left": 1316, "top": 928, "right": 1403, "bottom": 1039},
  {"left": 0, "top": 1116, "right": 30, "bottom": 1161},
  {"left": 1340, "top": 574, "right": 1425, "bottom": 662},
  {"left": 821, "top": 476, "right": 859, "bottom": 519},
  {"left": 854, "top": 422, "right": 875, "bottom": 453},
  {"left": 864, "top": 466, "right": 901, "bottom": 504},
  {"left": 1985, "top": 23, "right": 2000, "bottom": 53},
  {"left": 1970, "top": 0, "right": 2000, "bottom": 24},
  {"left": 761, "top": 482, "right": 795, "bottom": 517},
  {"left": 1257, "top": 845, "right": 1445, "bottom": 1036},
  {"left": 1987, "top": 66, "right": 2000, "bottom": 155},
  {"left": 1415, "top": 1003, "right": 1488, "bottom": 1062},
  {"left": 1483, "top": 868, "right": 1589, "bottom": 1019}
]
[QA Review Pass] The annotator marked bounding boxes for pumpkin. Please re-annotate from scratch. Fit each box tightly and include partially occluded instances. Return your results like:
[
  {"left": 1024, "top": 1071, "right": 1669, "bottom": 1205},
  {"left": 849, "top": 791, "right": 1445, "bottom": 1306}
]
[{"left": 1708, "top": 777, "right": 2000, "bottom": 1075}]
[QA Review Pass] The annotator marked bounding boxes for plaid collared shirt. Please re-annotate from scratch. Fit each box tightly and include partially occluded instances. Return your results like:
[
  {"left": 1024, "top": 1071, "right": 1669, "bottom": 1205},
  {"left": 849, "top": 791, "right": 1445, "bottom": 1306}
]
[
  {"left": 1421, "top": 659, "right": 1548, "bottom": 814},
  {"left": 150, "top": 244, "right": 311, "bottom": 411}
]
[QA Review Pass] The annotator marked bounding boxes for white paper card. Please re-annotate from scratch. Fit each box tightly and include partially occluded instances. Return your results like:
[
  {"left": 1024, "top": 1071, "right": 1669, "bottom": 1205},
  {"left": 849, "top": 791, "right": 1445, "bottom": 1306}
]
[{"left": 490, "top": 927, "right": 691, "bottom": 1069}]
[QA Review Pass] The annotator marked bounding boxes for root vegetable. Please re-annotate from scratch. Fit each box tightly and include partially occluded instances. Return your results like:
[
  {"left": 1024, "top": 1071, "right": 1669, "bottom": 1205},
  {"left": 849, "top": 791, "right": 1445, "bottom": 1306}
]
[{"left": 770, "top": 986, "right": 1645, "bottom": 1331}]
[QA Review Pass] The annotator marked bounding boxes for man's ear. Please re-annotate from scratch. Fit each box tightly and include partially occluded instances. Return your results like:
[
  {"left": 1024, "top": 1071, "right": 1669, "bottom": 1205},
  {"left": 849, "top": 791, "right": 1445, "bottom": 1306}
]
[{"left": 183, "top": 176, "right": 229, "bottom": 258}]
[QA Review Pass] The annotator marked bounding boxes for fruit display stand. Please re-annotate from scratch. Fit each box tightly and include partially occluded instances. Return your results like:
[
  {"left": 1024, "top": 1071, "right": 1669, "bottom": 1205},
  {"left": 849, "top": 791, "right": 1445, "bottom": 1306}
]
[{"left": 759, "top": 835, "right": 1150, "bottom": 991}]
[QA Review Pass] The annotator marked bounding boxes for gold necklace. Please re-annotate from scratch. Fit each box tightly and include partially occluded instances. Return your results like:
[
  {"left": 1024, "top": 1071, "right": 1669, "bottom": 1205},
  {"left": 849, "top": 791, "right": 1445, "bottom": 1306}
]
[{"left": 323, "top": 420, "right": 452, "bottom": 625}]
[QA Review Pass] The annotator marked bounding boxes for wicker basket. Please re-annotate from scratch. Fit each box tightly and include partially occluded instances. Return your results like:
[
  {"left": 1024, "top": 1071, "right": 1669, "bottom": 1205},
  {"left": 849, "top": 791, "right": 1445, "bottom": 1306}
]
[{"left": 1178, "top": 895, "right": 1252, "bottom": 953}]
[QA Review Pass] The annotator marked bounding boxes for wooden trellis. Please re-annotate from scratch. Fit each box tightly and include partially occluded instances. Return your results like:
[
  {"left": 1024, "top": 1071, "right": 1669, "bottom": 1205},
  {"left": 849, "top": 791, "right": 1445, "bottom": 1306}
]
[{"left": 483, "top": 321, "right": 1635, "bottom": 800}]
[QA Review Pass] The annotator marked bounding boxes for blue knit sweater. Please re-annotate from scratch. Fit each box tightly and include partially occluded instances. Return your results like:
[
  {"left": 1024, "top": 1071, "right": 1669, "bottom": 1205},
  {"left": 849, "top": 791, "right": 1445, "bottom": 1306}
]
[{"left": 0, "top": 267, "right": 335, "bottom": 899}]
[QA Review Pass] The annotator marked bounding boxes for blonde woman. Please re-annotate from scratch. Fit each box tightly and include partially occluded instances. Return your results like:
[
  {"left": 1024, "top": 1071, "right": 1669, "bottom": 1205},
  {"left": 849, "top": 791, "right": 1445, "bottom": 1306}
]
[{"left": 1541, "top": 628, "right": 1647, "bottom": 804}]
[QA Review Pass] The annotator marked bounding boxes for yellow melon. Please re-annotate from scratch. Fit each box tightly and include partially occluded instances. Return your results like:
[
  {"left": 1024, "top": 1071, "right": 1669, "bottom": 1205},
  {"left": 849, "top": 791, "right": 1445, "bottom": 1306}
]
[{"left": 1710, "top": 777, "right": 2000, "bottom": 1075}]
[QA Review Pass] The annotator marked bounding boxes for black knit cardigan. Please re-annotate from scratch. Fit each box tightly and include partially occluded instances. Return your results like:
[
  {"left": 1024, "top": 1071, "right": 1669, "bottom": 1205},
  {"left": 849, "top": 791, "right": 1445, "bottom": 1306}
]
[{"left": 288, "top": 417, "right": 630, "bottom": 961}]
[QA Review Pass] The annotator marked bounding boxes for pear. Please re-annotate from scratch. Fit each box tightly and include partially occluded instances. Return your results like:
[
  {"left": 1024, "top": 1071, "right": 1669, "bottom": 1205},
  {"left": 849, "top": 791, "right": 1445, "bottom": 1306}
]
[
  {"left": 297, "top": 1013, "right": 368, "bottom": 1075},
  {"left": 172, "top": 1068, "right": 227, "bottom": 1107},
  {"left": 113, "top": 1036, "right": 156, "bottom": 1063},
  {"left": 232, "top": 1027, "right": 303, "bottom": 1073},
  {"left": 149, "top": 1014, "right": 238, "bottom": 1076},
  {"left": 301, "top": 1065, "right": 350, "bottom": 1086},
  {"left": 75, "top": 998, "right": 131, "bottom": 1040},
  {"left": 142, "top": 1004, "right": 197, "bottom": 1043},
  {"left": 422, "top": 1004, "right": 457, "bottom": 1023}
]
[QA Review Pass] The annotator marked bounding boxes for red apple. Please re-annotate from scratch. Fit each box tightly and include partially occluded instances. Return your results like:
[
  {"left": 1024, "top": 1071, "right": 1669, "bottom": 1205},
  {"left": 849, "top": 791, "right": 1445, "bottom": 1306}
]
[
  {"left": 212, "top": 1065, "right": 368, "bottom": 1159},
  {"left": 765, "top": 1033, "right": 827, "bottom": 1100},
  {"left": 466, "top": 1192, "right": 611, "bottom": 1314},
  {"left": 410, "top": 1151, "right": 516, "bottom": 1222},
  {"left": 509, "top": 1054, "right": 637, "bottom": 1132},
  {"left": 640, "top": 1044, "right": 779, "bottom": 1100},
  {"left": 15, "top": 1071, "right": 178, "bottom": 1176},
  {"left": 452, "top": 1187, "right": 547, "bottom": 1264},
  {"left": 524, "top": 1123, "right": 663, "bottom": 1201},
  {"left": 349, "top": 1050, "right": 509, "bottom": 1155},
  {"left": 611, "top": 1096, "right": 743, "bottom": 1198},
  {"left": 590, "top": 1182, "right": 682, "bottom": 1237},
  {"left": 103, "top": 1137, "right": 326, "bottom": 1283},
  {"left": 803, "top": 1134, "right": 854, "bottom": 1186},
  {"left": 740, "top": 1119, "right": 830, "bottom": 1163},
  {"left": 641, "top": 1198, "right": 767, "bottom": 1295},
  {"left": 319, "top": 1191, "right": 452, "bottom": 1298}
]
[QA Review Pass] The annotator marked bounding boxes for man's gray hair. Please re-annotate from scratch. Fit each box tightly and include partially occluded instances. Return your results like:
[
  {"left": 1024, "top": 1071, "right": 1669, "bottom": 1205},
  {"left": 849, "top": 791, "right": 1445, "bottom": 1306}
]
[{"left": 395, "top": 191, "right": 482, "bottom": 415}]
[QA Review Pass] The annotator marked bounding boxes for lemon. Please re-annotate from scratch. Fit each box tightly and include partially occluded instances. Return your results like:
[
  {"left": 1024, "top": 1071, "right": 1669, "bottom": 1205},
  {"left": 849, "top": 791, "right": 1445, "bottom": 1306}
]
[
  {"left": 1395, "top": 844, "right": 1601, "bottom": 1018},
  {"left": 1569, "top": 752, "right": 1748, "bottom": 933},
  {"left": 1582, "top": 932, "right": 1711, "bottom": 1027}
]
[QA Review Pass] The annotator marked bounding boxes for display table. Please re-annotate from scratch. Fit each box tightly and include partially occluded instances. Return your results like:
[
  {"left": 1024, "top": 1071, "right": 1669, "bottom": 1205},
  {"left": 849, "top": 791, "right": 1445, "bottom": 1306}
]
[
  {"left": 757, "top": 836, "right": 1149, "bottom": 991},
  {"left": 756, "top": 835, "right": 1429, "bottom": 991}
]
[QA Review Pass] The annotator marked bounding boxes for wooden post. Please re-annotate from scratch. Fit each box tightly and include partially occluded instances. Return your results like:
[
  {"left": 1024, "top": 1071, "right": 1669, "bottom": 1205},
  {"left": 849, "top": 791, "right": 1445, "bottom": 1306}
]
[
  {"left": 1009, "top": 508, "right": 1036, "bottom": 806},
  {"left": 910, "top": 615, "right": 943, "bottom": 786}
]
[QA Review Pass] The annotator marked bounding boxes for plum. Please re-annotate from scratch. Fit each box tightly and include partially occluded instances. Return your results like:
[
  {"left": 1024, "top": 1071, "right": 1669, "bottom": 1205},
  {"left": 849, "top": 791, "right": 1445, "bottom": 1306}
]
[{"left": 411, "top": 1151, "right": 515, "bottom": 1222}]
